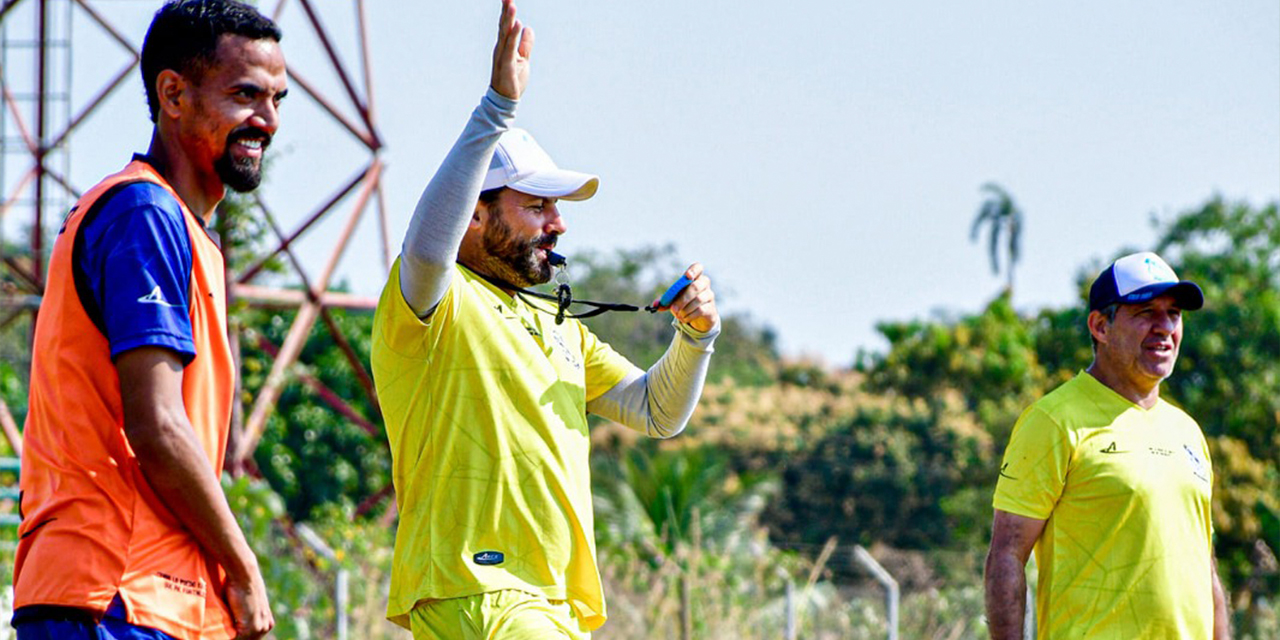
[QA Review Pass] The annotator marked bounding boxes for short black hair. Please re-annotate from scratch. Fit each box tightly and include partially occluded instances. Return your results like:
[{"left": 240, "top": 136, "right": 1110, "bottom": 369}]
[
  {"left": 141, "top": 0, "right": 282, "bottom": 123},
  {"left": 478, "top": 187, "right": 505, "bottom": 207}
]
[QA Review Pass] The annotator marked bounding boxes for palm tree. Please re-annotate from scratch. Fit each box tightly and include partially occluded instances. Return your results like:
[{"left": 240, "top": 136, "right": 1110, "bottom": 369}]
[
  {"left": 592, "top": 444, "right": 776, "bottom": 562},
  {"left": 970, "top": 182, "right": 1024, "bottom": 296}
]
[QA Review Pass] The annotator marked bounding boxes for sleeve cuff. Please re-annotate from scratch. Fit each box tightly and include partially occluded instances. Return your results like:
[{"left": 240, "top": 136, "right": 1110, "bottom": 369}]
[
  {"left": 672, "top": 317, "right": 720, "bottom": 348},
  {"left": 111, "top": 334, "right": 197, "bottom": 366},
  {"left": 483, "top": 88, "right": 519, "bottom": 115}
]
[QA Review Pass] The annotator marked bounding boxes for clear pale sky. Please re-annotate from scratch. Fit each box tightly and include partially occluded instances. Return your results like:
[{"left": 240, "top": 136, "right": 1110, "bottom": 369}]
[{"left": 4, "top": 0, "right": 1278, "bottom": 365}]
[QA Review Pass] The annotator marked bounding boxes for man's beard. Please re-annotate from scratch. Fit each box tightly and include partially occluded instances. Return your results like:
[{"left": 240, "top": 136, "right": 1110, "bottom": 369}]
[
  {"left": 478, "top": 213, "right": 556, "bottom": 288},
  {"left": 214, "top": 128, "right": 270, "bottom": 193}
]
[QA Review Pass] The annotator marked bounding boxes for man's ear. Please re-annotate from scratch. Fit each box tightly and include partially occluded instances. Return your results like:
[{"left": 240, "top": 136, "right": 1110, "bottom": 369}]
[
  {"left": 470, "top": 202, "right": 488, "bottom": 230},
  {"left": 156, "top": 69, "right": 187, "bottom": 120},
  {"left": 1087, "top": 310, "right": 1110, "bottom": 346}
]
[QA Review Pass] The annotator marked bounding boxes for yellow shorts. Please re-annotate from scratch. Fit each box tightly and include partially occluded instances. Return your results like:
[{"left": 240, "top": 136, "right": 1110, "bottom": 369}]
[{"left": 409, "top": 590, "right": 592, "bottom": 640}]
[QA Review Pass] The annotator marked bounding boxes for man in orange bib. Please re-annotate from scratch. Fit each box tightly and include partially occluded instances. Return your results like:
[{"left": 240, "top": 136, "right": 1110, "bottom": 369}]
[{"left": 13, "top": 2, "right": 287, "bottom": 639}]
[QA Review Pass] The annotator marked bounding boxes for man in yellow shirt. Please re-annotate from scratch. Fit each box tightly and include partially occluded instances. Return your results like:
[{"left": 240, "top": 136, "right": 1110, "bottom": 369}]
[
  {"left": 372, "top": 1, "right": 720, "bottom": 637},
  {"left": 984, "top": 252, "right": 1229, "bottom": 639}
]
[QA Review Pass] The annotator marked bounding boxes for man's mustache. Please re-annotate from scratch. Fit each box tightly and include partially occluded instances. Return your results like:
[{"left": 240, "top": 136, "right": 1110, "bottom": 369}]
[{"left": 227, "top": 127, "right": 273, "bottom": 150}]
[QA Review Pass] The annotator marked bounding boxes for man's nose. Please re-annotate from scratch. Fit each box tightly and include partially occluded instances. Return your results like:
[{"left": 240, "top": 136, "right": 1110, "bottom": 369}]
[
  {"left": 545, "top": 204, "right": 566, "bottom": 234},
  {"left": 252, "top": 99, "right": 280, "bottom": 135}
]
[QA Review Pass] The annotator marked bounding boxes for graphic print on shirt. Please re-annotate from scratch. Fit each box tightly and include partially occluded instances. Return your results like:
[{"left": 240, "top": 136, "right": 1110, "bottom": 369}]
[
  {"left": 549, "top": 328, "right": 581, "bottom": 371},
  {"left": 137, "top": 284, "right": 182, "bottom": 308},
  {"left": 1184, "top": 445, "right": 1210, "bottom": 483}
]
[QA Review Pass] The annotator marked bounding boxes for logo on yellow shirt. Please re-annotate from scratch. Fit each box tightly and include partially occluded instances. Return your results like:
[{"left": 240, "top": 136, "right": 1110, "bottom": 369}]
[
  {"left": 1183, "top": 445, "right": 1209, "bottom": 483},
  {"left": 473, "top": 551, "right": 505, "bottom": 566}
]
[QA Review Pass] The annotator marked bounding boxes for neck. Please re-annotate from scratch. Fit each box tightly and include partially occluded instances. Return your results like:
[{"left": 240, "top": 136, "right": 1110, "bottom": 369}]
[
  {"left": 1086, "top": 361, "right": 1161, "bottom": 409},
  {"left": 458, "top": 259, "right": 519, "bottom": 295},
  {"left": 146, "top": 129, "right": 224, "bottom": 225}
]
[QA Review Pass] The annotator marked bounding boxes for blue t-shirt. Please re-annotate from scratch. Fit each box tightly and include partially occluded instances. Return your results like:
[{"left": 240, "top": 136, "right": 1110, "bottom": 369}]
[{"left": 75, "top": 179, "right": 197, "bottom": 364}]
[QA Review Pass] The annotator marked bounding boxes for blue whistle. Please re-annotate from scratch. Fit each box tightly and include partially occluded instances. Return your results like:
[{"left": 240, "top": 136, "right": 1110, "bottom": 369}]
[{"left": 649, "top": 274, "right": 693, "bottom": 311}]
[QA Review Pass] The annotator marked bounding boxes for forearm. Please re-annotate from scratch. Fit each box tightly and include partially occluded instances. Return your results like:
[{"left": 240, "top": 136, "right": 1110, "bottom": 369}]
[
  {"left": 125, "top": 407, "right": 259, "bottom": 581},
  {"left": 587, "top": 319, "right": 720, "bottom": 438},
  {"left": 984, "top": 552, "right": 1028, "bottom": 640},
  {"left": 1212, "top": 560, "right": 1231, "bottom": 639},
  {"left": 399, "top": 89, "right": 517, "bottom": 316}
]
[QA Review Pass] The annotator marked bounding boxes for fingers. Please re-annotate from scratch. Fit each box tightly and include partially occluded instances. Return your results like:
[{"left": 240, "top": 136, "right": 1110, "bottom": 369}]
[
  {"left": 233, "top": 608, "right": 274, "bottom": 639},
  {"left": 497, "top": 0, "right": 515, "bottom": 40},
  {"left": 503, "top": 18, "right": 524, "bottom": 58},
  {"left": 234, "top": 612, "right": 273, "bottom": 639},
  {"left": 518, "top": 24, "right": 536, "bottom": 60},
  {"left": 668, "top": 264, "right": 719, "bottom": 333},
  {"left": 228, "top": 573, "right": 275, "bottom": 640},
  {"left": 495, "top": 0, "right": 520, "bottom": 62},
  {"left": 490, "top": 0, "right": 532, "bottom": 100}
]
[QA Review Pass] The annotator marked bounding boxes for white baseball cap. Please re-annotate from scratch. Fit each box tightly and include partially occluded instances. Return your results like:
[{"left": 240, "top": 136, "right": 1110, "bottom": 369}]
[
  {"left": 481, "top": 128, "right": 599, "bottom": 201},
  {"left": 1089, "top": 251, "right": 1204, "bottom": 311}
]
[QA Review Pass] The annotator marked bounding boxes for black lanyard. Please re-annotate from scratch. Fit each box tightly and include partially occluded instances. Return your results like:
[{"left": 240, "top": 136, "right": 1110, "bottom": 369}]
[{"left": 461, "top": 262, "right": 643, "bottom": 325}]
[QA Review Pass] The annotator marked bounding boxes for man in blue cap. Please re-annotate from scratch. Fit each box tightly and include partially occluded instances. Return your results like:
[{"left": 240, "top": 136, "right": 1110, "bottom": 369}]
[{"left": 984, "top": 251, "right": 1229, "bottom": 639}]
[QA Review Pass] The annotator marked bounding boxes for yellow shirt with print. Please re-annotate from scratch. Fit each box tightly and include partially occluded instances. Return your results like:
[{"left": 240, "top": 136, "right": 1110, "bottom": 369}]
[
  {"left": 372, "top": 259, "right": 636, "bottom": 631},
  {"left": 994, "top": 371, "right": 1215, "bottom": 639}
]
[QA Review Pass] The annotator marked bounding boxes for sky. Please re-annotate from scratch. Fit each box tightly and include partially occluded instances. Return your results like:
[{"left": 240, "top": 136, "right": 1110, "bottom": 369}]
[{"left": 3, "top": 0, "right": 1278, "bottom": 365}]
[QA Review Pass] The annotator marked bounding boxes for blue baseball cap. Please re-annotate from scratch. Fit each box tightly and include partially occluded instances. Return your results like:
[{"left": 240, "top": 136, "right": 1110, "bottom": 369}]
[{"left": 1088, "top": 252, "right": 1204, "bottom": 312}]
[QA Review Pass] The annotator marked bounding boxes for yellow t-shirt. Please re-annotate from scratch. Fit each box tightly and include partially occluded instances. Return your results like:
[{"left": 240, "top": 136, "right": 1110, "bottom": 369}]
[
  {"left": 372, "top": 260, "right": 635, "bottom": 631},
  {"left": 994, "top": 371, "right": 1215, "bottom": 639}
]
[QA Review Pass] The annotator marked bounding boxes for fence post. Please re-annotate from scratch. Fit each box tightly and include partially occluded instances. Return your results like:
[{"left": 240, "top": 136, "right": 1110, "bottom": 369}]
[
  {"left": 0, "top": 457, "right": 20, "bottom": 529},
  {"left": 1024, "top": 583, "right": 1035, "bottom": 639},
  {"left": 680, "top": 566, "right": 693, "bottom": 640},
  {"left": 853, "top": 545, "right": 898, "bottom": 640},
  {"left": 295, "top": 523, "right": 349, "bottom": 640},
  {"left": 1024, "top": 553, "right": 1037, "bottom": 639},
  {"left": 784, "top": 579, "right": 797, "bottom": 640}
]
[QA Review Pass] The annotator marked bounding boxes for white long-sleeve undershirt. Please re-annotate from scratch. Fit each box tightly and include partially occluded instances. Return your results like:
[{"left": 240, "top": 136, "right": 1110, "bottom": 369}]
[{"left": 399, "top": 89, "right": 517, "bottom": 316}]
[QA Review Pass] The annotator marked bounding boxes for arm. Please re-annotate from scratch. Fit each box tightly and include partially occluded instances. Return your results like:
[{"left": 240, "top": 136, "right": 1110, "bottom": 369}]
[
  {"left": 984, "top": 509, "right": 1046, "bottom": 640},
  {"left": 587, "top": 263, "right": 720, "bottom": 437},
  {"left": 587, "top": 320, "right": 719, "bottom": 438},
  {"left": 1211, "top": 556, "right": 1230, "bottom": 639},
  {"left": 399, "top": 0, "right": 532, "bottom": 316},
  {"left": 117, "top": 347, "right": 273, "bottom": 640}
]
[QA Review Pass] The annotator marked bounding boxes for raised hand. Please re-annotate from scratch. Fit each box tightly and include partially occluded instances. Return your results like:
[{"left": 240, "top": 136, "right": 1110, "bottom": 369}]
[{"left": 490, "top": 0, "right": 535, "bottom": 100}]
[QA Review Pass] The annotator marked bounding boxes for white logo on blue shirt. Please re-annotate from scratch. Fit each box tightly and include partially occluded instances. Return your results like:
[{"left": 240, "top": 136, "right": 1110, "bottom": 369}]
[{"left": 137, "top": 285, "right": 180, "bottom": 307}]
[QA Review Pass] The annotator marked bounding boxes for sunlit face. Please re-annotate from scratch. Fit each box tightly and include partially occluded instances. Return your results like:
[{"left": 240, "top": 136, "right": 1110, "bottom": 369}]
[
  {"left": 476, "top": 189, "right": 566, "bottom": 287},
  {"left": 185, "top": 34, "right": 287, "bottom": 192},
  {"left": 1095, "top": 294, "right": 1184, "bottom": 386}
]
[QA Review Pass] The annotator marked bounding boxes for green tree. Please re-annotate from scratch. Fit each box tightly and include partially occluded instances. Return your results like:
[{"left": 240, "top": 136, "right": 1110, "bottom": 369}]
[
  {"left": 970, "top": 183, "right": 1024, "bottom": 295},
  {"left": 1151, "top": 197, "right": 1280, "bottom": 603},
  {"left": 763, "top": 398, "right": 993, "bottom": 555},
  {"left": 238, "top": 305, "right": 388, "bottom": 521},
  {"left": 863, "top": 294, "right": 1045, "bottom": 435}
]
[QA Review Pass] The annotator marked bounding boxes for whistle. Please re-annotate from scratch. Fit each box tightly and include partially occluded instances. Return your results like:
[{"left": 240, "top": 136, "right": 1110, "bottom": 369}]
[{"left": 647, "top": 274, "right": 693, "bottom": 312}]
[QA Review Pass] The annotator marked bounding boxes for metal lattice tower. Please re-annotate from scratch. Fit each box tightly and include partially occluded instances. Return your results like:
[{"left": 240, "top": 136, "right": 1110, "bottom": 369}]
[
  {"left": 0, "top": 0, "right": 391, "bottom": 494},
  {"left": 1, "top": 0, "right": 73, "bottom": 302}
]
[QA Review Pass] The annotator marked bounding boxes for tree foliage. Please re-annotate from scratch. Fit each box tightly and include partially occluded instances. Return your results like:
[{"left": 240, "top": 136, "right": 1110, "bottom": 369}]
[
  {"left": 238, "top": 306, "right": 389, "bottom": 521},
  {"left": 1152, "top": 197, "right": 1280, "bottom": 603}
]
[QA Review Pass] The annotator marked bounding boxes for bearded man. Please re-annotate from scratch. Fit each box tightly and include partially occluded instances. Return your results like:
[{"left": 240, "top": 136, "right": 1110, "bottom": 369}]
[
  {"left": 372, "top": 1, "right": 720, "bottom": 637},
  {"left": 14, "top": 1, "right": 286, "bottom": 639}
]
